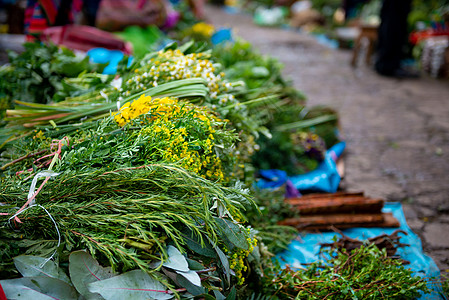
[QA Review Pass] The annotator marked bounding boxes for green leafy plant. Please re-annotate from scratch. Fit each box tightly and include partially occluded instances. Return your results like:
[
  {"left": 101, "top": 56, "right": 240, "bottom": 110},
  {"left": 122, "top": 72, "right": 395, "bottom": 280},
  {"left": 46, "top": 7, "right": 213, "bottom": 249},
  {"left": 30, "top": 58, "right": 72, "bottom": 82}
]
[
  {"left": 0, "top": 90, "right": 261, "bottom": 298},
  {"left": 260, "top": 243, "right": 430, "bottom": 299},
  {"left": 245, "top": 188, "right": 299, "bottom": 253},
  {"left": 0, "top": 42, "right": 105, "bottom": 108},
  {"left": 0, "top": 249, "right": 232, "bottom": 299}
]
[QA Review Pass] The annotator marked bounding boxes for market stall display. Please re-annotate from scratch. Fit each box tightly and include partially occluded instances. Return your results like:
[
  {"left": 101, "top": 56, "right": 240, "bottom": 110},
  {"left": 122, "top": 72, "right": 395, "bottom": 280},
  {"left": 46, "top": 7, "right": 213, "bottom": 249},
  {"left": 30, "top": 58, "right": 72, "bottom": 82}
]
[{"left": 0, "top": 18, "right": 440, "bottom": 298}]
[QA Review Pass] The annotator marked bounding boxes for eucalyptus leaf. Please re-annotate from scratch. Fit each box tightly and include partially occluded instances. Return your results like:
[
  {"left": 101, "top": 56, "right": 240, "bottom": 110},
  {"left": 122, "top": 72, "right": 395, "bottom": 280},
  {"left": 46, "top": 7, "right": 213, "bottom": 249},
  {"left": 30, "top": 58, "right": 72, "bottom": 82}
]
[
  {"left": 226, "top": 286, "right": 236, "bottom": 300},
  {"left": 88, "top": 269, "right": 172, "bottom": 300},
  {"left": 175, "top": 270, "right": 201, "bottom": 287},
  {"left": 162, "top": 245, "right": 189, "bottom": 272},
  {"left": 214, "top": 218, "right": 249, "bottom": 250},
  {"left": 0, "top": 276, "right": 78, "bottom": 300},
  {"left": 69, "top": 250, "right": 115, "bottom": 300},
  {"left": 182, "top": 229, "right": 216, "bottom": 258},
  {"left": 213, "top": 289, "right": 226, "bottom": 300},
  {"left": 13, "top": 255, "right": 71, "bottom": 285},
  {"left": 214, "top": 246, "right": 230, "bottom": 285},
  {"left": 199, "top": 293, "right": 218, "bottom": 300},
  {"left": 172, "top": 271, "right": 206, "bottom": 296},
  {"left": 186, "top": 258, "right": 205, "bottom": 271}
]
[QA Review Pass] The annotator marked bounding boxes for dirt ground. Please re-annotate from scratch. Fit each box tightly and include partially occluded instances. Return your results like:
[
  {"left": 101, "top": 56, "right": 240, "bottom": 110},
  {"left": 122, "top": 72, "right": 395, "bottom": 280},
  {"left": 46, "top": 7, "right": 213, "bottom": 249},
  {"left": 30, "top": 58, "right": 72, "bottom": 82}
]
[{"left": 206, "top": 5, "right": 449, "bottom": 272}]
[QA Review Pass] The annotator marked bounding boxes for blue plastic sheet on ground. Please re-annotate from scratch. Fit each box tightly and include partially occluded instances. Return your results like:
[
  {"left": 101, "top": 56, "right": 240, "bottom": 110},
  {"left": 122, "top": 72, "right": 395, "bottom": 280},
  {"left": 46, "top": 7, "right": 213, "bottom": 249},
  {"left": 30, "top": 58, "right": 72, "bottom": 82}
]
[
  {"left": 276, "top": 202, "right": 446, "bottom": 299},
  {"left": 256, "top": 142, "right": 346, "bottom": 194}
]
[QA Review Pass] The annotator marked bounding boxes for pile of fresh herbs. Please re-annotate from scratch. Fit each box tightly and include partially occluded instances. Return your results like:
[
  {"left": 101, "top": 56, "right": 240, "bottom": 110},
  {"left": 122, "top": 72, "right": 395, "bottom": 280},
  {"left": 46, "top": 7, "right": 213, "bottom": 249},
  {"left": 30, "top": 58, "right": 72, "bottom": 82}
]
[
  {"left": 259, "top": 243, "right": 430, "bottom": 299},
  {"left": 0, "top": 92, "right": 260, "bottom": 298},
  {"left": 0, "top": 42, "right": 106, "bottom": 108}
]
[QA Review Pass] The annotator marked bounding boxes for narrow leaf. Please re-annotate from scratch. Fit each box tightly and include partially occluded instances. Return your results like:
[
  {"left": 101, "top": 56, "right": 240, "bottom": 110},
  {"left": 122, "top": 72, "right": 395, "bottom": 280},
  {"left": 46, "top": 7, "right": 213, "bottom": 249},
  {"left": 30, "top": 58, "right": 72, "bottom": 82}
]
[
  {"left": 69, "top": 250, "right": 115, "bottom": 299},
  {"left": 182, "top": 229, "right": 216, "bottom": 258},
  {"left": 88, "top": 269, "right": 172, "bottom": 300},
  {"left": 274, "top": 114, "right": 337, "bottom": 131},
  {"left": 213, "top": 290, "right": 226, "bottom": 300},
  {"left": 214, "top": 246, "right": 230, "bottom": 285},
  {"left": 199, "top": 294, "right": 217, "bottom": 300},
  {"left": 214, "top": 218, "right": 249, "bottom": 250},
  {"left": 186, "top": 258, "right": 205, "bottom": 271},
  {"left": 227, "top": 286, "right": 237, "bottom": 300}
]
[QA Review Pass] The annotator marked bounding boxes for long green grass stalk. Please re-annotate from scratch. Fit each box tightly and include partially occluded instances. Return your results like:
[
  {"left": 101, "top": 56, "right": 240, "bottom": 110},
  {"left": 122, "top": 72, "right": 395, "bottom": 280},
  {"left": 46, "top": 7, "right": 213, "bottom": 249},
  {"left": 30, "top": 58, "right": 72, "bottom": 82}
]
[
  {"left": 274, "top": 114, "right": 338, "bottom": 132},
  {"left": 5, "top": 78, "right": 208, "bottom": 126}
]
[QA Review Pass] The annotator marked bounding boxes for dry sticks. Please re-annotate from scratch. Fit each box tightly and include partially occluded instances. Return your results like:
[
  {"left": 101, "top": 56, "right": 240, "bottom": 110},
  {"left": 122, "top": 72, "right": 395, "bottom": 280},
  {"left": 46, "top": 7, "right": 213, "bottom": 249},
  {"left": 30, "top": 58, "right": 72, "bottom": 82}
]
[{"left": 279, "top": 191, "right": 400, "bottom": 231}]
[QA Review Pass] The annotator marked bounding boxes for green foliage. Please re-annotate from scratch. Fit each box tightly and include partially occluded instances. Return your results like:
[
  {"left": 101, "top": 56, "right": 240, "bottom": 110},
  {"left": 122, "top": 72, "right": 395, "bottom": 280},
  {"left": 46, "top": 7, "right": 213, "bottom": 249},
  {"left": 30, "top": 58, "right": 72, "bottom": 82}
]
[
  {"left": 213, "top": 39, "right": 304, "bottom": 102},
  {"left": 115, "top": 26, "right": 163, "bottom": 58},
  {"left": 310, "top": 0, "right": 342, "bottom": 24},
  {"left": 0, "top": 35, "right": 342, "bottom": 299},
  {"left": 260, "top": 244, "right": 430, "bottom": 299},
  {"left": 0, "top": 276, "right": 79, "bottom": 299},
  {"left": 0, "top": 104, "right": 256, "bottom": 297},
  {"left": 210, "top": 39, "right": 335, "bottom": 176},
  {"left": 409, "top": 0, "right": 449, "bottom": 28},
  {"left": 245, "top": 188, "right": 298, "bottom": 253},
  {"left": 1, "top": 251, "right": 209, "bottom": 299},
  {"left": 252, "top": 105, "right": 338, "bottom": 175},
  {"left": 441, "top": 271, "right": 449, "bottom": 298},
  {"left": 0, "top": 42, "right": 105, "bottom": 107}
]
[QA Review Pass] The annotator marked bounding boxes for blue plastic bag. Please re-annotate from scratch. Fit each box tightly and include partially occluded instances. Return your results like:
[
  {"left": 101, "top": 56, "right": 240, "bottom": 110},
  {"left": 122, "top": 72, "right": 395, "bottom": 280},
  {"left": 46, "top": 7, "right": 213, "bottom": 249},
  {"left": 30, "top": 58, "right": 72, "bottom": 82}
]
[
  {"left": 211, "top": 28, "right": 233, "bottom": 45},
  {"left": 257, "top": 142, "right": 346, "bottom": 193},
  {"left": 87, "top": 48, "right": 133, "bottom": 75}
]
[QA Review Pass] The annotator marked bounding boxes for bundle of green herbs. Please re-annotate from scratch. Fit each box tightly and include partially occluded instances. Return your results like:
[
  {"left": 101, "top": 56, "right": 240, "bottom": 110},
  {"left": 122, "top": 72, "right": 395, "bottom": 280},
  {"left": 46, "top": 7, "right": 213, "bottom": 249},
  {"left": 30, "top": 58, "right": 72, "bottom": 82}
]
[
  {"left": 0, "top": 93, "right": 261, "bottom": 298},
  {"left": 1, "top": 44, "right": 266, "bottom": 184},
  {"left": 0, "top": 42, "right": 106, "bottom": 109}
]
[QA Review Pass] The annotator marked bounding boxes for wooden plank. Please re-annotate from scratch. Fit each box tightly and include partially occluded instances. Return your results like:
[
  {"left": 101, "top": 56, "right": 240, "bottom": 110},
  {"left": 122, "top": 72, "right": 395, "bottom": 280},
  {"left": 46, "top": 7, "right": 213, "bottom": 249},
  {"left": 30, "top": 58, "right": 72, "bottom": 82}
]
[
  {"left": 286, "top": 197, "right": 384, "bottom": 214},
  {"left": 279, "top": 213, "right": 384, "bottom": 226},
  {"left": 278, "top": 212, "right": 399, "bottom": 231},
  {"left": 292, "top": 191, "right": 364, "bottom": 201}
]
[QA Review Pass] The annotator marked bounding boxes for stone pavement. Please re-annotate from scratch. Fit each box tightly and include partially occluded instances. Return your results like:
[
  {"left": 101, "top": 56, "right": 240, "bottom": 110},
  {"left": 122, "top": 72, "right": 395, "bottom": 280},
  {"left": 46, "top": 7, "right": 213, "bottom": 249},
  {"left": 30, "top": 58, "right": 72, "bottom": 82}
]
[{"left": 206, "top": 5, "right": 449, "bottom": 272}]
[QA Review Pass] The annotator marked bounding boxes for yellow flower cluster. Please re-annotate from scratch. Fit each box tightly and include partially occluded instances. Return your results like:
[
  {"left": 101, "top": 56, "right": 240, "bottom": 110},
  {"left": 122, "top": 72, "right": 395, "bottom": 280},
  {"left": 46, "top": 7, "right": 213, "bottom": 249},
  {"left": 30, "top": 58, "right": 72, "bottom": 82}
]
[
  {"left": 113, "top": 95, "right": 178, "bottom": 127},
  {"left": 227, "top": 229, "right": 258, "bottom": 285},
  {"left": 113, "top": 95, "right": 226, "bottom": 181},
  {"left": 33, "top": 130, "right": 45, "bottom": 140},
  {"left": 191, "top": 22, "right": 215, "bottom": 38}
]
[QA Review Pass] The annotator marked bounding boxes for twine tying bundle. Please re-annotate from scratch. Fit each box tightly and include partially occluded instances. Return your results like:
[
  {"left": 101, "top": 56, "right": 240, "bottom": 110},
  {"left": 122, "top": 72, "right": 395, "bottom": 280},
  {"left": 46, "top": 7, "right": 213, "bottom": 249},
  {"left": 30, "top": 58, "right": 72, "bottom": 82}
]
[{"left": 2, "top": 137, "right": 69, "bottom": 266}]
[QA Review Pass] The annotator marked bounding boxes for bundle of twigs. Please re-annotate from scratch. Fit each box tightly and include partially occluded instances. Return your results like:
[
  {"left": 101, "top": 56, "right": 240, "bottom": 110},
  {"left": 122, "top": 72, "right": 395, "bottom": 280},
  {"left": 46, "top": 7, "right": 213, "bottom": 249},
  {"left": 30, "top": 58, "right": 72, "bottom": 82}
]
[{"left": 320, "top": 228, "right": 410, "bottom": 262}]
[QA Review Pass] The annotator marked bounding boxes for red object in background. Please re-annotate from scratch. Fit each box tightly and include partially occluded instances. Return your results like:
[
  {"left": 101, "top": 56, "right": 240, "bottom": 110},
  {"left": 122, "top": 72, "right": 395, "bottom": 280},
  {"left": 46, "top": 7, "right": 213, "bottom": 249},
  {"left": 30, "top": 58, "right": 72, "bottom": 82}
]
[
  {"left": 40, "top": 25, "right": 133, "bottom": 55},
  {"left": 410, "top": 29, "right": 449, "bottom": 45},
  {"left": 0, "top": 282, "right": 7, "bottom": 300}
]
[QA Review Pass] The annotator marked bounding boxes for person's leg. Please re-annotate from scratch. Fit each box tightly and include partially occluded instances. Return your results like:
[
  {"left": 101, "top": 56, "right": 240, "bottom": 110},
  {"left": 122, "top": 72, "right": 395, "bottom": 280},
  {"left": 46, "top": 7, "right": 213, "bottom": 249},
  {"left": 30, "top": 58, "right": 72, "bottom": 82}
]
[{"left": 375, "top": 0, "right": 411, "bottom": 76}]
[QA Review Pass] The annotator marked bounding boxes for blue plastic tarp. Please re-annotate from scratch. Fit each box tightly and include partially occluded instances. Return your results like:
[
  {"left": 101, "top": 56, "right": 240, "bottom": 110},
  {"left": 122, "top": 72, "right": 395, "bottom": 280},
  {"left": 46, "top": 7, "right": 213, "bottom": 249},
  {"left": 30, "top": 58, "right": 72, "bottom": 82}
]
[
  {"left": 256, "top": 142, "right": 346, "bottom": 194},
  {"left": 276, "top": 202, "right": 446, "bottom": 299}
]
